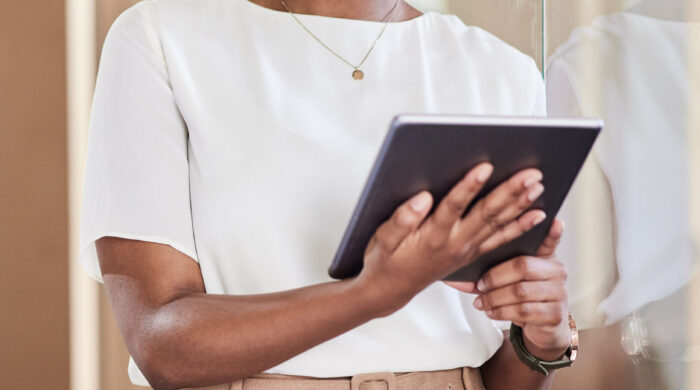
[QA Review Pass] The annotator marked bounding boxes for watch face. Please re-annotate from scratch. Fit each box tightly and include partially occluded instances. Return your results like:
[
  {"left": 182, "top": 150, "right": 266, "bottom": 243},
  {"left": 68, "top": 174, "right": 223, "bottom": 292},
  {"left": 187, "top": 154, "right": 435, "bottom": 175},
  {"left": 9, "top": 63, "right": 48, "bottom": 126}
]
[{"left": 621, "top": 315, "right": 649, "bottom": 357}]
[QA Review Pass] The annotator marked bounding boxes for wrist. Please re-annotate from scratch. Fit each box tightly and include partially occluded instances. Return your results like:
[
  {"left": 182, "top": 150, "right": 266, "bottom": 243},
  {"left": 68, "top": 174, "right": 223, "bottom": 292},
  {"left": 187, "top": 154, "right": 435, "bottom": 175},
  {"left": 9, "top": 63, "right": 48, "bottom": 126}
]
[
  {"left": 522, "top": 330, "right": 571, "bottom": 361},
  {"left": 349, "top": 272, "right": 415, "bottom": 318},
  {"left": 510, "top": 313, "right": 578, "bottom": 376}
]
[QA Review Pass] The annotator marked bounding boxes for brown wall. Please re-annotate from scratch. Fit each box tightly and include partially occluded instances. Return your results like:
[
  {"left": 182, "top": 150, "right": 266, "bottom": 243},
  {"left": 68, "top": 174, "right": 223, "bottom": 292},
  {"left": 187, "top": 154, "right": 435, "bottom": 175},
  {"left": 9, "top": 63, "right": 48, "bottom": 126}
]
[{"left": 0, "top": 1, "right": 70, "bottom": 389}]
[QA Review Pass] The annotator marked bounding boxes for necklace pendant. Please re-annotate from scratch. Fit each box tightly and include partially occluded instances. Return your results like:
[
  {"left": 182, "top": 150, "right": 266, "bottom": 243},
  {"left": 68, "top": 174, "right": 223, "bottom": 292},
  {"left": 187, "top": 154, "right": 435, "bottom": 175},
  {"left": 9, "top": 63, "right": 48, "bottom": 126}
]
[{"left": 352, "top": 69, "right": 364, "bottom": 81}]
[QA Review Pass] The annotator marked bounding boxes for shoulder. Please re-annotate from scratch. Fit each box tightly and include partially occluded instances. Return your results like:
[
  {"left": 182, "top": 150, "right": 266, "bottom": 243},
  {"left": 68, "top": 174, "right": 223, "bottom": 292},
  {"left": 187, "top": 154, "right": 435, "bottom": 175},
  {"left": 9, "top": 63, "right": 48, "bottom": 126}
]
[
  {"left": 432, "top": 14, "right": 542, "bottom": 88},
  {"left": 546, "top": 13, "right": 634, "bottom": 91},
  {"left": 107, "top": 0, "right": 153, "bottom": 38},
  {"left": 548, "top": 13, "right": 636, "bottom": 66},
  {"left": 432, "top": 14, "right": 539, "bottom": 71},
  {"left": 104, "top": 0, "right": 240, "bottom": 60},
  {"left": 109, "top": 0, "right": 235, "bottom": 34},
  {"left": 428, "top": 14, "right": 543, "bottom": 113}
]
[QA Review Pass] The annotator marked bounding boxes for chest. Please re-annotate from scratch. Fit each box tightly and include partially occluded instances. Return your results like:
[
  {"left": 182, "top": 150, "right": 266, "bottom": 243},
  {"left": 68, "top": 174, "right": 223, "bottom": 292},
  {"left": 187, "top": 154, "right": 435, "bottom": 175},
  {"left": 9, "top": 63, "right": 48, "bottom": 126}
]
[{"left": 157, "top": 21, "right": 527, "bottom": 290}]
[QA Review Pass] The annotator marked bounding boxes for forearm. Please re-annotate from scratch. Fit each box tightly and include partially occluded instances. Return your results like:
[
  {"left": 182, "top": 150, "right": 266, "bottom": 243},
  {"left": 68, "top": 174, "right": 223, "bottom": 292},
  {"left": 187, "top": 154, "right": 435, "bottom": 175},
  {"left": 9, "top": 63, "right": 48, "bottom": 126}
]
[
  {"left": 119, "top": 279, "right": 391, "bottom": 389},
  {"left": 98, "top": 165, "right": 548, "bottom": 390},
  {"left": 480, "top": 330, "right": 567, "bottom": 390}
]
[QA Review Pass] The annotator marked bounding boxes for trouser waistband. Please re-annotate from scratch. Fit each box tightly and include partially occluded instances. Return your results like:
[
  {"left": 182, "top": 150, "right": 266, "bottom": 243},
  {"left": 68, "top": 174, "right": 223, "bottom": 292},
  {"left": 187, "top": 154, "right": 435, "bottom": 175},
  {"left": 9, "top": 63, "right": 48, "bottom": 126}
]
[{"left": 181, "top": 366, "right": 485, "bottom": 390}]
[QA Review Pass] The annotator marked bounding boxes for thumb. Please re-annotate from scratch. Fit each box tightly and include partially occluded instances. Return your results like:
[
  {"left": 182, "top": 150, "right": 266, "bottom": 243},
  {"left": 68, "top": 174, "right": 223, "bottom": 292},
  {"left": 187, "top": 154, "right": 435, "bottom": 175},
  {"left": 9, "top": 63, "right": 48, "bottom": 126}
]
[
  {"left": 364, "top": 191, "right": 433, "bottom": 258},
  {"left": 536, "top": 218, "right": 565, "bottom": 258},
  {"left": 443, "top": 281, "right": 478, "bottom": 293}
]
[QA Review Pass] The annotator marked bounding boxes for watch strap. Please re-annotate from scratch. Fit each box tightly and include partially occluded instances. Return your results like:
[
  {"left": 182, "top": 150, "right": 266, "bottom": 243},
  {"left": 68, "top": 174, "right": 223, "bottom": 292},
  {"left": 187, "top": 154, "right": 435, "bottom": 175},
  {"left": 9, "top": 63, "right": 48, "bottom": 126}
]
[{"left": 509, "top": 322, "right": 573, "bottom": 376}]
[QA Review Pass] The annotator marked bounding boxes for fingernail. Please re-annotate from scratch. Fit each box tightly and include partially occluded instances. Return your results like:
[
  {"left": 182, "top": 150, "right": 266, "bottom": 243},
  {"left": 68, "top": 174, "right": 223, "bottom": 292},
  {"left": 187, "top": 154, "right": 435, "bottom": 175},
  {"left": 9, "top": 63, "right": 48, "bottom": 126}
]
[
  {"left": 486, "top": 310, "right": 493, "bottom": 317},
  {"left": 527, "top": 184, "right": 544, "bottom": 201},
  {"left": 477, "top": 164, "right": 493, "bottom": 183},
  {"left": 532, "top": 212, "right": 547, "bottom": 226},
  {"left": 524, "top": 171, "right": 543, "bottom": 188},
  {"left": 477, "top": 279, "right": 486, "bottom": 292},
  {"left": 410, "top": 192, "right": 430, "bottom": 212},
  {"left": 473, "top": 297, "right": 483, "bottom": 310}
]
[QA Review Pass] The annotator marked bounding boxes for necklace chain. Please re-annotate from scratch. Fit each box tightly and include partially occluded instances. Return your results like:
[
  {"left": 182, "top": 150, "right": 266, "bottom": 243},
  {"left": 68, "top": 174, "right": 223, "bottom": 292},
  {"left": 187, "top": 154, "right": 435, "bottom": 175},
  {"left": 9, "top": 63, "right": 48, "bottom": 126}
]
[{"left": 277, "top": 0, "right": 401, "bottom": 80}]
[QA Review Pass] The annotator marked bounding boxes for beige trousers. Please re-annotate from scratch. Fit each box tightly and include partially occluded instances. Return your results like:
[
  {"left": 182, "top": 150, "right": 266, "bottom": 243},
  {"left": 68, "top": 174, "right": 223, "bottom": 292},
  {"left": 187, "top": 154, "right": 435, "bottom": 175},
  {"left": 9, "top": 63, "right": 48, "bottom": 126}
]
[{"left": 182, "top": 367, "right": 485, "bottom": 390}]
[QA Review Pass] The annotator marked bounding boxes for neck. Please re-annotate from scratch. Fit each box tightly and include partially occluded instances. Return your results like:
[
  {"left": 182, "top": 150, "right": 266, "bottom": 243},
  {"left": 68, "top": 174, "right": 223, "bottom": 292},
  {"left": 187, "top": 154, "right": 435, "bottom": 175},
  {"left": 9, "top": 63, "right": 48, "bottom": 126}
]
[{"left": 251, "top": 0, "right": 422, "bottom": 22}]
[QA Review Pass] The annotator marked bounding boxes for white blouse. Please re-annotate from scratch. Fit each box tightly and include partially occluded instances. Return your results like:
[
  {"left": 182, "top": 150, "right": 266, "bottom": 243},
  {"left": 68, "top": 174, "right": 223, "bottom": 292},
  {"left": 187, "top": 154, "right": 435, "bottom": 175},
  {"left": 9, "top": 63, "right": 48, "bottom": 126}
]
[{"left": 79, "top": 0, "right": 545, "bottom": 386}]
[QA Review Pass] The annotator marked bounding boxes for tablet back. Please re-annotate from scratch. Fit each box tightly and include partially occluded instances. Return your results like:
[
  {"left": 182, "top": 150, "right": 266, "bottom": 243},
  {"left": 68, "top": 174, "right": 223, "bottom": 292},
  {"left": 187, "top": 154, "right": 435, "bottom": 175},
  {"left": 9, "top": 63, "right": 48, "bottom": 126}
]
[{"left": 328, "top": 115, "right": 602, "bottom": 281}]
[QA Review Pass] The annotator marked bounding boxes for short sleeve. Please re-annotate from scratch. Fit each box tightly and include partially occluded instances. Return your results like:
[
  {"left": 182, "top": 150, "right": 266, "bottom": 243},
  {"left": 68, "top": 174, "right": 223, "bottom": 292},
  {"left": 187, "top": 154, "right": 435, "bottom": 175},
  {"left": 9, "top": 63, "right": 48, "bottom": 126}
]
[{"left": 79, "top": 0, "right": 199, "bottom": 283}]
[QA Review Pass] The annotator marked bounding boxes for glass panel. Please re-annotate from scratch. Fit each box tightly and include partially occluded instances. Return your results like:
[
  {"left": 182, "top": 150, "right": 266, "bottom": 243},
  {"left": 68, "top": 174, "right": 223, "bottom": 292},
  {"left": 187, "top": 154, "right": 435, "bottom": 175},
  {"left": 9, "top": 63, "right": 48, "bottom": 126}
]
[
  {"left": 545, "top": 1, "right": 700, "bottom": 388},
  {"left": 447, "top": 0, "right": 544, "bottom": 71}
]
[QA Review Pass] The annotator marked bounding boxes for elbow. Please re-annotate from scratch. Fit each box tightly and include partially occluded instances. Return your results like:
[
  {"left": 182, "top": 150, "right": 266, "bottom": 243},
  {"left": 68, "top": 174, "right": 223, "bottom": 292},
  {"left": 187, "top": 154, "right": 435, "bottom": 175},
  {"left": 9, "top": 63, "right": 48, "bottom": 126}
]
[
  {"left": 128, "top": 310, "right": 195, "bottom": 390},
  {"left": 126, "top": 303, "right": 249, "bottom": 388},
  {"left": 133, "top": 336, "right": 246, "bottom": 390},
  {"left": 131, "top": 338, "right": 183, "bottom": 390}
]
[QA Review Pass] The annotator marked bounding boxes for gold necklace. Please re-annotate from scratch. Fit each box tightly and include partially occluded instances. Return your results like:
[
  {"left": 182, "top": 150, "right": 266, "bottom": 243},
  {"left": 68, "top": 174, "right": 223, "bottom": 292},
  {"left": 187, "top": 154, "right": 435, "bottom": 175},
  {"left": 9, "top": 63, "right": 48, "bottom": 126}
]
[{"left": 277, "top": 0, "right": 401, "bottom": 80}]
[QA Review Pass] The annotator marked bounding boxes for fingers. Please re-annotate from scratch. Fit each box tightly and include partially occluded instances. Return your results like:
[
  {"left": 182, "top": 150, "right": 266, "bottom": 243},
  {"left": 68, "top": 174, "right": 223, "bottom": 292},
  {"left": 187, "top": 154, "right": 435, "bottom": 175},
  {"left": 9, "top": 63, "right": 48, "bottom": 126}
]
[
  {"left": 536, "top": 218, "right": 565, "bottom": 258},
  {"left": 471, "top": 256, "right": 569, "bottom": 327},
  {"left": 476, "top": 256, "right": 567, "bottom": 293},
  {"left": 365, "top": 191, "right": 433, "bottom": 257},
  {"left": 428, "top": 163, "right": 493, "bottom": 232},
  {"left": 443, "top": 280, "right": 477, "bottom": 293},
  {"left": 477, "top": 210, "right": 547, "bottom": 254},
  {"left": 458, "top": 168, "right": 544, "bottom": 245},
  {"left": 473, "top": 280, "right": 567, "bottom": 312},
  {"left": 484, "top": 302, "right": 567, "bottom": 326}
]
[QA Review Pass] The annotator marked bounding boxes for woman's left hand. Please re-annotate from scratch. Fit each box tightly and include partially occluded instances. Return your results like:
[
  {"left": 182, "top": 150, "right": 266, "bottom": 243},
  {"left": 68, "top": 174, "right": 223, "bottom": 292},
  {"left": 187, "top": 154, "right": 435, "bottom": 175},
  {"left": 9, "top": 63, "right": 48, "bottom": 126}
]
[{"left": 446, "top": 218, "right": 571, "bottom": 360}]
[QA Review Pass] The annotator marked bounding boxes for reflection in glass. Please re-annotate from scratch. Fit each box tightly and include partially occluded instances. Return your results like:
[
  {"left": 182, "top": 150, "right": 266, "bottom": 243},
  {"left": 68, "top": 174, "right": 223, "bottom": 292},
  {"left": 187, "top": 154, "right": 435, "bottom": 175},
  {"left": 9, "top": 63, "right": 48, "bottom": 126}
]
[{"left": 546, "top": 0, "right": 699, "bottom": 388}]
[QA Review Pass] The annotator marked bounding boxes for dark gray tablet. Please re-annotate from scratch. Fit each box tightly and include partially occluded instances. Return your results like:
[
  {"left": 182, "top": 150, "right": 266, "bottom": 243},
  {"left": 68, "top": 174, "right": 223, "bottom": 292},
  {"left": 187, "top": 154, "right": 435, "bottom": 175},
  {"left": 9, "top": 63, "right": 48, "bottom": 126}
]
[{"left": 328, "top": 114, "right": 602, "bottom": 281}]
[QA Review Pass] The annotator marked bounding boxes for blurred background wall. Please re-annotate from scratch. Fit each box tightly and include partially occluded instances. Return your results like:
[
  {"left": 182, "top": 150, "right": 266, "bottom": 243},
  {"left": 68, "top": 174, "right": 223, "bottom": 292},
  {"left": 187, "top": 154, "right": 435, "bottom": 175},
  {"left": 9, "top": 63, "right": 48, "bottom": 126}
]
[
  {"left": 0, "top": 1, "right": 70, "bottom": 389},
  {"left": 1, "top": 0, "right": 697, "bottom": 389}
]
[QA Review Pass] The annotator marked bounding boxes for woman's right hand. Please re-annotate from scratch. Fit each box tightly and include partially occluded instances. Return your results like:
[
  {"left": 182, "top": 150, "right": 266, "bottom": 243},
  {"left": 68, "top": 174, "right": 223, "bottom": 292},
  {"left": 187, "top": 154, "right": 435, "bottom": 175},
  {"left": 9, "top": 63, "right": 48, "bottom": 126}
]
[{"left": 356, "top": 163, "right": 547, "bottom": 315}]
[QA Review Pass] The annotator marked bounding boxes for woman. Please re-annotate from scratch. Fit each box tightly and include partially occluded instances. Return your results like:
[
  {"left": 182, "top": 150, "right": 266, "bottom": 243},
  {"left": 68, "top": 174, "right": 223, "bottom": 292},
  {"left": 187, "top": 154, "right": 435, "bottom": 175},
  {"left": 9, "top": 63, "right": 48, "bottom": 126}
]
[{"left": 79, "top": 0, "right": 573, "bottom": 389}]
